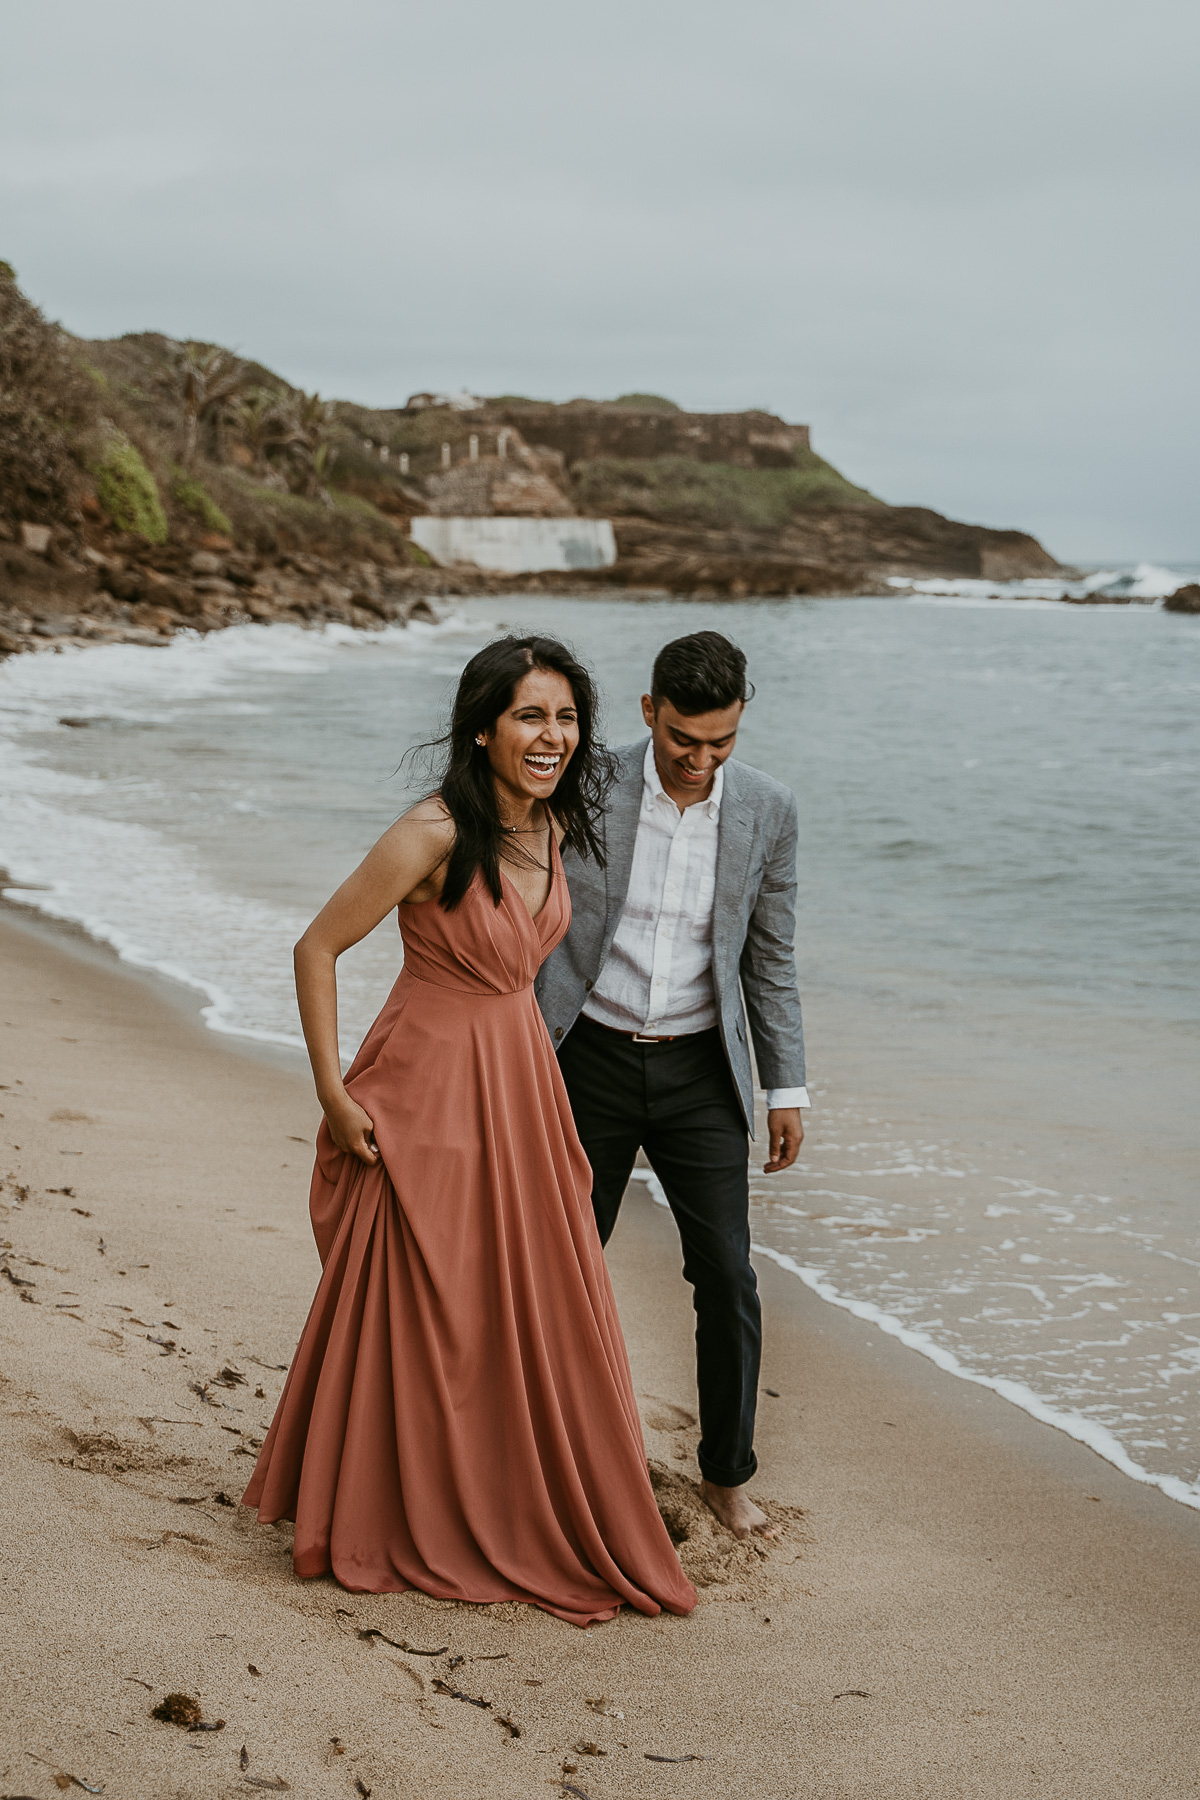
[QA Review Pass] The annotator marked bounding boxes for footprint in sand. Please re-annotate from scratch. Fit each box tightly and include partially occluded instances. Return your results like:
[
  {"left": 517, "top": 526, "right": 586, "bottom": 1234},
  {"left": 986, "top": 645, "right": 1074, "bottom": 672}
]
[
  {"left": 55, "top": 1427, "right": 195, "bottom": 1478},
  {"left": 640, "top": 1397, "right": 697, "bottom": 1434}
]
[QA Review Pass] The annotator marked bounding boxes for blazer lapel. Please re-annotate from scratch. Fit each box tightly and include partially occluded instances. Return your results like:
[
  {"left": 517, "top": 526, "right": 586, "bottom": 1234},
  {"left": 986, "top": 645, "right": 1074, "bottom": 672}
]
[
  {"left": 598, "top": 741, "right": 646, "bottom": 957},
  {"left": 713, "top": 757, "right": 756, "bottom": 991}
]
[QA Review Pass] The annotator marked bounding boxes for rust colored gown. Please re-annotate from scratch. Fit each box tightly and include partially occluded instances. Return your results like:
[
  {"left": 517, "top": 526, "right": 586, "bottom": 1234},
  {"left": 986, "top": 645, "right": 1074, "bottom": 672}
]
[{"left": 243, "top": 842, "right": 696, "bottom": 1627}]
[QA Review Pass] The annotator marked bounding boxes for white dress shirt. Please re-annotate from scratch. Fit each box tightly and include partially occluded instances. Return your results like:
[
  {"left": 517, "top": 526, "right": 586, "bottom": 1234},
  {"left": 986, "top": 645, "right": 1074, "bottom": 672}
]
[{"left": 583, "top": 743, "right": 809, "bottom": 1109}]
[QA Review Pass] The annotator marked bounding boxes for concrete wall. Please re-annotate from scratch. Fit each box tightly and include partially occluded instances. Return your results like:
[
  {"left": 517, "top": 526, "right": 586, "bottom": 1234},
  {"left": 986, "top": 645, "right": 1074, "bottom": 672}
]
[{"left": 410, "top": 516, "right": 616, "bottom": 574}]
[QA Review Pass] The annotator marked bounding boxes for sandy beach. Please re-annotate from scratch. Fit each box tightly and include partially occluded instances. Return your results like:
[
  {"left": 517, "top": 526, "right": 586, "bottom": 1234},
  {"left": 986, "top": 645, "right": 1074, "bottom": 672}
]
[{"left": 1, "top": 911, "right": 1198, "bottom": 1800}]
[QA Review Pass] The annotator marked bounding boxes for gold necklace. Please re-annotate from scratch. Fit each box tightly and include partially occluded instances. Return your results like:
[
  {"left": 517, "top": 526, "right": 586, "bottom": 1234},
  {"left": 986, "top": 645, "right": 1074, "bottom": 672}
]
[{"left": 500, "top": 805, "right": 544, "bottom": 835}]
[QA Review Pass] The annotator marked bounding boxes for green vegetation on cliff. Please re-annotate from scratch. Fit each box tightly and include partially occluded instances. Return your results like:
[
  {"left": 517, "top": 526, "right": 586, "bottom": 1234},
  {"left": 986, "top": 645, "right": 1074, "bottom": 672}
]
[
  {"left": 572, "top": 449, "right": 879, "bottom": 532},
  {"left": 171, "top": 472, "right": 233, "bottom": 537},
  {"left": 196, "top": 470, "right": 410, "bottom": 560},
  {"left": 0, "top": 262, "right": 99, "bottom": 527},
  {"left": 92, "top": 430, "right": 168, "bottom": 542},
  {"left": 612, "top": 393, "right": 680, "bottom": 412}
]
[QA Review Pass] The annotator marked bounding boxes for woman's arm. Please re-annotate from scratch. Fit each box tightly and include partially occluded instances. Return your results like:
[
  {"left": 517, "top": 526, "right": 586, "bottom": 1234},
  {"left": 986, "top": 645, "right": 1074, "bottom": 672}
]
[{"left": 295, "top": 803, "right": 453, "bottom": 1164}]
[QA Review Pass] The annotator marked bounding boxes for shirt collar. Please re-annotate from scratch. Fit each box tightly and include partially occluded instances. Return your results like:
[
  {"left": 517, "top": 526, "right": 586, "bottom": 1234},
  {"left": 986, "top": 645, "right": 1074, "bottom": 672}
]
[{"left": 642, "top": 738, "right": 724, "bottom": 815}]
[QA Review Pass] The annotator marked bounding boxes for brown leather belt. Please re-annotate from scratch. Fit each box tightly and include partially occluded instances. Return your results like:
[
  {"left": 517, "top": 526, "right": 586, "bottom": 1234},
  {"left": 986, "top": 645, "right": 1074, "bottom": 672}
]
[{"left": 584, "top": 1018, "right": 701, "bottom": 1046}]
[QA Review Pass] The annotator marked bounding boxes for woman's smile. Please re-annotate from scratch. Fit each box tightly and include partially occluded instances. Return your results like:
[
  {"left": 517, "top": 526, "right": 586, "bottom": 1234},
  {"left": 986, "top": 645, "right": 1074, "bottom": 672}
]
[{"left": 524, "top": 751, "right": 563, "bottom": 781}]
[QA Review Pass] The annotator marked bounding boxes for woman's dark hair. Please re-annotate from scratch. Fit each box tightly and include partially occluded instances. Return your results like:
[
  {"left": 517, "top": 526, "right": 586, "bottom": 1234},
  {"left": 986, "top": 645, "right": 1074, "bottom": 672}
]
[
  {"left": 420, "top": 634, "right": 615, "bottom": 910},
  {"left": 650, "top": 630, "right": 751, "bottom": 715}
]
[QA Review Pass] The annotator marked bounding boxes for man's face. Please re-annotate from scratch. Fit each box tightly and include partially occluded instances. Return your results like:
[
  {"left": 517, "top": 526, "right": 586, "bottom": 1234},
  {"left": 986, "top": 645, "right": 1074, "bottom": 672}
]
[{"left": 641, "top": 692, "right": 744, "bottom": 804}]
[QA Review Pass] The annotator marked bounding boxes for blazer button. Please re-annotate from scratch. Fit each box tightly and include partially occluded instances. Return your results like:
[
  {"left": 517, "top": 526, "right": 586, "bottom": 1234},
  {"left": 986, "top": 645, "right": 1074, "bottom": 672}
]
[
  {"left": 554, "top": 1027, "right": 563, "bottom": 1039},
  {"left": 584, "top": 979, "right": 593, "bottom": 990}
]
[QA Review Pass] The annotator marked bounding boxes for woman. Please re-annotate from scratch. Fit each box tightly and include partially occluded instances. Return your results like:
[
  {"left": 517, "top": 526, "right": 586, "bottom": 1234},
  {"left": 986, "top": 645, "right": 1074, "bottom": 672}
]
[{"left": 243, "top": 635, "right": 697, "bottom": 1627}]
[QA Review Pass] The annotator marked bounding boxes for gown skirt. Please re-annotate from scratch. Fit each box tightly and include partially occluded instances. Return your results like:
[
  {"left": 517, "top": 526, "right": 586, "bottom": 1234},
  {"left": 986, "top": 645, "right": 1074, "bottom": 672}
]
[{"left": 243, "top": 842, "right": 697, "bottom": 1626}]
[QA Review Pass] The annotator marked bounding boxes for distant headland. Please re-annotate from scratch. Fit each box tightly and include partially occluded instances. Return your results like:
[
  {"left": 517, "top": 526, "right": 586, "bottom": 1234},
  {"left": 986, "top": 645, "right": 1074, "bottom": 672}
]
[{"left": 1, "top": 261, "right": 1081, "bottom": 656}]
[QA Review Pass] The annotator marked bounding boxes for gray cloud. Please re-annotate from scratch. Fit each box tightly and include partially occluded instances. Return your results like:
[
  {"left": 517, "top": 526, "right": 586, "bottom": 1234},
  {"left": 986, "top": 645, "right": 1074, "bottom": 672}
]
[{"left": 3, "top": 0, "right": 1197, "bottom": 559}]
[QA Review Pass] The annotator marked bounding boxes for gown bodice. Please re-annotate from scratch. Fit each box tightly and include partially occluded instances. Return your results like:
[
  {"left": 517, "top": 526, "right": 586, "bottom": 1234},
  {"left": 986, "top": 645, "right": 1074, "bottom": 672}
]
[{"left": 397, "top": 839, "right": 569, "bottom": 996}]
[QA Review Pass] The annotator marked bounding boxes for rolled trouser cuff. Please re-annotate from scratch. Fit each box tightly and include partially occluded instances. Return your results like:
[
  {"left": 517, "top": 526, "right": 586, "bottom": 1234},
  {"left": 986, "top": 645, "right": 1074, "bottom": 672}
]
[{"left": 697, "top": 1448, "right": 758, "bottom": 1488}]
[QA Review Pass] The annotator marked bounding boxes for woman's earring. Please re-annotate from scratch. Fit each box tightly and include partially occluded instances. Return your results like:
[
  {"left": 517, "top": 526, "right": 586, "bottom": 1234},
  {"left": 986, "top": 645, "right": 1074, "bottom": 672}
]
[{"left": 475, "top": 735, "right": 486, "bottom": 747}]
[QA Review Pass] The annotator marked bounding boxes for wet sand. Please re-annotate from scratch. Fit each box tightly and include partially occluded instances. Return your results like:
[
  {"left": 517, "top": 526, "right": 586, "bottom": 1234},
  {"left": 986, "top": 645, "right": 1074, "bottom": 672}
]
[{"left": 1, "top": 913, "right": 1198, "bottom": 1799}]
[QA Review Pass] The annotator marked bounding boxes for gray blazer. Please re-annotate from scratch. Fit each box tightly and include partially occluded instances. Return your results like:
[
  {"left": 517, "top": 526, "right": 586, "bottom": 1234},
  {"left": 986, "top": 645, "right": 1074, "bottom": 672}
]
[{"left": 535, "top": 739, "right": 806, "bottom": 1136}]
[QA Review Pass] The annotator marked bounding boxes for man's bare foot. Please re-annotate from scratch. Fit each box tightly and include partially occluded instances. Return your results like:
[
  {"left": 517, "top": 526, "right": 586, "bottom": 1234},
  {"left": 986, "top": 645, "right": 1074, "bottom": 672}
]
[{"left": 700, "top": 1478, "right": 782, "bottom": 1540}]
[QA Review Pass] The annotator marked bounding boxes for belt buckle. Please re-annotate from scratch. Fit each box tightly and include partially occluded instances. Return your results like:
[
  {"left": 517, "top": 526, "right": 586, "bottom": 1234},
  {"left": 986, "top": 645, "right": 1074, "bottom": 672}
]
[{"left": 631, "top": 1031, "right": 661, "bottom": 1044}]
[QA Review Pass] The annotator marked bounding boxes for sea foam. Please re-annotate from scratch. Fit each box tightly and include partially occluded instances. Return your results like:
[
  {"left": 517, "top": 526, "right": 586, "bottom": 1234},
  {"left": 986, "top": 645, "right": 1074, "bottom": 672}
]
[
  {"left": 888, "top": 561, "right": 1192, "bottom": 605},
  {"left": 0, "top": 618, "right": 479, "bottom": 1054},
  {"left": 629, "top": 1170, "right": 1200, "bottom": 1513}
]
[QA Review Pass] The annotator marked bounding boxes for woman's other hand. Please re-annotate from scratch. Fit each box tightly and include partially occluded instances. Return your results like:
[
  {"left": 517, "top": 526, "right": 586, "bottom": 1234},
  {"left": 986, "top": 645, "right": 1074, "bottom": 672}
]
[{"left": 323, "top": 1089, "right": 381, "bottom": 1165}]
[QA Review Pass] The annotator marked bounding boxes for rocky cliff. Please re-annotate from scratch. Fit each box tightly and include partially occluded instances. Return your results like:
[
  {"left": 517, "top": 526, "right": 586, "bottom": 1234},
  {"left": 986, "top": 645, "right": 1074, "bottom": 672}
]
[
  {"left": 596, "top": 504, "right": 1062, "bottom": 595},
  {"left": 391, "top": 392, "right": 1062, "bottom": 593},
  {"left": 0, "top": 262, "right": 1071, "bottom": 659}
]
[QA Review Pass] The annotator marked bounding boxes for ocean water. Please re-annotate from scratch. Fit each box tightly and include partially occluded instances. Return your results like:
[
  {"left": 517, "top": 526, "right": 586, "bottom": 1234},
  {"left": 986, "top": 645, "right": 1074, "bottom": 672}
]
[{"left": 2, "top": 577, "right": 1198, "bottom": 1508}]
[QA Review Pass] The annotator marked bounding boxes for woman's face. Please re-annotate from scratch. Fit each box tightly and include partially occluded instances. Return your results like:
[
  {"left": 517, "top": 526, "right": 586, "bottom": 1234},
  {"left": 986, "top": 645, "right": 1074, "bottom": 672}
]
[{"left": 482, "top": 667, "right": 580, "bottom": 807}]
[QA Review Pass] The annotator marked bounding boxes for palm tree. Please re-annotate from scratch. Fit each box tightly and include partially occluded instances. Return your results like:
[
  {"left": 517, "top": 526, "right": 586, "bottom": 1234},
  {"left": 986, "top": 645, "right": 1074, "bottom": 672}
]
[
  {"left": 231, "top": 386, "right": 290, "bottom": 474},
  {"left": 280, "top": 391, "right": 339, "bottom": 500},
  {"left": 158, "top": 343, "right": 252, "bottom": 467}
]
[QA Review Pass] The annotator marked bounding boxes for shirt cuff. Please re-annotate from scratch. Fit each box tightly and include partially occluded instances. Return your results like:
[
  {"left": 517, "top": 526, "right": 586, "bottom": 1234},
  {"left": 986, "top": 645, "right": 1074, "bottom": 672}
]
[{"left": 766, "top": 1087, "right": 810, "bottom": 1110}]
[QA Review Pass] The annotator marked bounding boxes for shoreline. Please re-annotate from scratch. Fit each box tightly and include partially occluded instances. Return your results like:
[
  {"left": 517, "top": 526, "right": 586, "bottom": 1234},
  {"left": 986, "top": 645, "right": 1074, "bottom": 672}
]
[
  {"left": 8, "top": 886, "right": 1198, "bottom": 1519},
  {"left": 1, "top": 559, "right": 1196, "bottom": 670},
  {"left": 0, "top": 889, "right": 311, "bottom": 1076},
  {"left": 2, "top": 911, "right": 1199, "bottom": 1796}
]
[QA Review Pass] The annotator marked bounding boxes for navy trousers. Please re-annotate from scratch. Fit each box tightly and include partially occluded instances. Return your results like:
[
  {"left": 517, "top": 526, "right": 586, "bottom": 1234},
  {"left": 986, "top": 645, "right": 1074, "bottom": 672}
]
[{"left": 557, "top": 1014, "right": 760, "bottom": 1487}]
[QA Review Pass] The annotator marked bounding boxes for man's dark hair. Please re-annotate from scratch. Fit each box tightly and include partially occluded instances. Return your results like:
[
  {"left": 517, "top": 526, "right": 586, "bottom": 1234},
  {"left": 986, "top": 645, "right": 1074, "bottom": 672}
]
[{"left": 650, "top": 630, "right": 750, "bottom": 716}]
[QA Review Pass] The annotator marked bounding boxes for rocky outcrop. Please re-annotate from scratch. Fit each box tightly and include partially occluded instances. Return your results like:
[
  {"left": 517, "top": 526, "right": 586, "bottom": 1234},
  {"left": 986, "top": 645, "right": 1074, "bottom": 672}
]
[
  {"left": 775, "top": 504, "right": 1061, "bottom": 581},
  {"left": 1163, "top": 583, "right": 1200, "bottom": 614},
  {"left": 413, "top": 400, "right": 1061, "bottom": 585},
  {"left": 0, "top": 532, "right": 472, "bottom": 658},
  {"left": 602, "top": 506, "right": 1061, "bottom": 595}
]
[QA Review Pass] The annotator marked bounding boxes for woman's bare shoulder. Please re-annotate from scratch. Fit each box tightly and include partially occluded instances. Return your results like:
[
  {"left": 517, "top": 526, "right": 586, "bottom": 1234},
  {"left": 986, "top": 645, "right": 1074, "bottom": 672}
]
[
  {"left": 400, "top": 794, "right": 454, "bottom": 834},
  {"left": 369, "top": 796, "right": 455, "bottom": 883}
]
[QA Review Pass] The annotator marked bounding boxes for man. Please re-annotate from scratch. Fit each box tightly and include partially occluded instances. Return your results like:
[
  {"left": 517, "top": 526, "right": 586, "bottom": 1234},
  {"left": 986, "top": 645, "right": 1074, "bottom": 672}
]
[{"left": 536, "top": 630, "right": 807, "bottom": 1540}]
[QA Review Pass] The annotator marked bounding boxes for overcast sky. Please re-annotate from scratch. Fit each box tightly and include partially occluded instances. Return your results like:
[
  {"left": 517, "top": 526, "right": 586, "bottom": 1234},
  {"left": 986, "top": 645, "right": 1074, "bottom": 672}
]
[{"left": 3, "top": 0, "right": 1197, "bottom": 562}]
